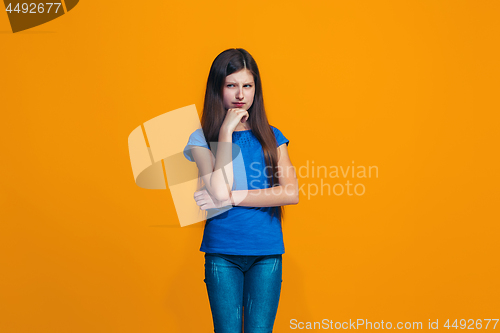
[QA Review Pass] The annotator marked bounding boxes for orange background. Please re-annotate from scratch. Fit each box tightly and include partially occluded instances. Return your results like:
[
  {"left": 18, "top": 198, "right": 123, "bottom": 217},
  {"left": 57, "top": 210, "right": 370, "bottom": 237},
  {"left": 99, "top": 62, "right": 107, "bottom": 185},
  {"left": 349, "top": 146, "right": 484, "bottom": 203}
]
[{"left": 1, "top": 1, "right": 499, "bottom": 332}]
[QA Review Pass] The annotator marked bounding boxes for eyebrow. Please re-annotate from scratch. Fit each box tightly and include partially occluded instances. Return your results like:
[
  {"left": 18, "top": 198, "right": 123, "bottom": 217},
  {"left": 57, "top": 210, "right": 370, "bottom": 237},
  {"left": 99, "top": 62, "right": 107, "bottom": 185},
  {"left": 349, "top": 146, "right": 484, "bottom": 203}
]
[{"left": 226, "top": 81, "right": 254, "bottom": 84}]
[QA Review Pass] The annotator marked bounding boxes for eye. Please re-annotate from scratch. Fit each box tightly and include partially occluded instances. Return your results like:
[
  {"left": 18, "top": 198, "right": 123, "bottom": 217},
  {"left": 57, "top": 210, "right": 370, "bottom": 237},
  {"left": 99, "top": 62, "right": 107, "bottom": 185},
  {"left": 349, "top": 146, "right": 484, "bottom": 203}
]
[
  {"left": 226, "top": 84, "right": 235, "bottom": 87},
  {"left": 244, "top": 84, "right": 253, "bottom": 88}
]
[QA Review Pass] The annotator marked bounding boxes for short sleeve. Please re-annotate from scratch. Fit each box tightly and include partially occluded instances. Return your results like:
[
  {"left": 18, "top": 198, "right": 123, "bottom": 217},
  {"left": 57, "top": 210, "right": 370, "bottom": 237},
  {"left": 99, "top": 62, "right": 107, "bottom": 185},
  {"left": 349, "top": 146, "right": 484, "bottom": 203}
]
[
  {"left": 183, "top": 128, "right": 210, "bottom": 162},
  {"left": 271, "top": 126, "right": 289, "bottom": 147}
]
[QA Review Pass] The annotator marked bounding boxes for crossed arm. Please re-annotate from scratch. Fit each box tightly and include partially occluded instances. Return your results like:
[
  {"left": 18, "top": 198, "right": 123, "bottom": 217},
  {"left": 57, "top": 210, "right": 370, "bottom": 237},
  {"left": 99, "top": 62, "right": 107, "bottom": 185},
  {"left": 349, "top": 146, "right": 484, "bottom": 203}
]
[{"left": 191, "top": 141, "right": 299, "bottom": 209}]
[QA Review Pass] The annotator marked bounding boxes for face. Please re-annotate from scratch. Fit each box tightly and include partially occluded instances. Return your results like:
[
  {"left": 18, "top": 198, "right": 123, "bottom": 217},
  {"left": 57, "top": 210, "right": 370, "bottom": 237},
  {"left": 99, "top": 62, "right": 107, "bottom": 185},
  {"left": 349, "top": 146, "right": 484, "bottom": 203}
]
[{"left": 222, "top": 69, "right": 255, "bottom": 111}]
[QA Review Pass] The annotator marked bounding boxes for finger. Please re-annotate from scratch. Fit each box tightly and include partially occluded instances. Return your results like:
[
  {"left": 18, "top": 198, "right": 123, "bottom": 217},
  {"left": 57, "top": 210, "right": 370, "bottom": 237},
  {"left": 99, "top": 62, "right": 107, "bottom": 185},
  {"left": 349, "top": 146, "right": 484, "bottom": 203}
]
[
  {"left": 194, "top": 191, "right": 205, "bottom": 198},
  {"left": 195, "top": 198, "right": 207, "bottom": 205},
  {"left": 198, "top": 193, "right": 211, "bottom": 201}
]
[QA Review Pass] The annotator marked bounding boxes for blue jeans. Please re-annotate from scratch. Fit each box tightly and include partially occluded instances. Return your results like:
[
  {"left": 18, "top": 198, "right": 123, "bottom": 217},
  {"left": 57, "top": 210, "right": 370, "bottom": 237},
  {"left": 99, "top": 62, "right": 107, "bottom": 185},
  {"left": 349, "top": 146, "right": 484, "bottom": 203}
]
[{"left": 204, "top": 253, "right": 283, "bottom": 333}]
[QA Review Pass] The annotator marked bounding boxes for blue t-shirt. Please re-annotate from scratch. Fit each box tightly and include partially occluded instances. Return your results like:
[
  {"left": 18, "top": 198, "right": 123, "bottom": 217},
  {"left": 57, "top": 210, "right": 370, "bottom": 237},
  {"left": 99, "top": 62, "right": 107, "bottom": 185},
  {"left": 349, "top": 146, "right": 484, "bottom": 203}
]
[{"left": 183, "top": 125, "right": 289, "bottom": 255}]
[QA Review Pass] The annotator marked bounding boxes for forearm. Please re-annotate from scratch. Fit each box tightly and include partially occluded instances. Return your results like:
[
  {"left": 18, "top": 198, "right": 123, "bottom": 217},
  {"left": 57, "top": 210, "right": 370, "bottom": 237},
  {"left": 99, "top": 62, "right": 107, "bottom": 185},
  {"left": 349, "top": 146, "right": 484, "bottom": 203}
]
[
  {"left": 209, "top": 130, "right": 234, "bottom": 200},
  {"left": 229, "top": 184, "right": 299, "bottom": 207}
]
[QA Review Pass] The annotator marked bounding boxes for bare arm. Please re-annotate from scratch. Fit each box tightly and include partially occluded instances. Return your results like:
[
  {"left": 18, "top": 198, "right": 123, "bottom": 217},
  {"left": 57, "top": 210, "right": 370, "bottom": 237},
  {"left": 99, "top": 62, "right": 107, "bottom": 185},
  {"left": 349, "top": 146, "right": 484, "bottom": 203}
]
[
  {"left": 230, "top": 143, "right": 299, "bottom": 206},
  {"left": 194, "top": 143, "right": 299, "bottom": 209},
  {"left": 191, "top": 129, "right": 234, "bottom": 202},
  {"left": 191, "top": 108, "right": 249, "bottom": 202}
]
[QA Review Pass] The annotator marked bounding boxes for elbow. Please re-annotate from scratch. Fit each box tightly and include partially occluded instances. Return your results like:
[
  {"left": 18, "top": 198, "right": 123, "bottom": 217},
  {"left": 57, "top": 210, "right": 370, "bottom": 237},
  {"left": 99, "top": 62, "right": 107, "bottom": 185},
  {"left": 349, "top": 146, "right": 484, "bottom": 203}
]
[
  {"left": 288, "top": 190, "right": 299, "bottom": 205},
  {"left": 212, "top": 189, "right": 230, "bottom": 202},
  {"left": 284, "top": 184, "right": 299, "bottom": 205}
]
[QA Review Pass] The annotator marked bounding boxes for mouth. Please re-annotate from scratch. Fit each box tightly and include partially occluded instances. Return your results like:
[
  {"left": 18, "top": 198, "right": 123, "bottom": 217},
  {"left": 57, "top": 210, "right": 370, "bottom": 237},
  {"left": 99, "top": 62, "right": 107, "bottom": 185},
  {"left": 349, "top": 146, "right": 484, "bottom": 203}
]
[{"left": 233, "top": 103, "right": 245, "bottom": 107}]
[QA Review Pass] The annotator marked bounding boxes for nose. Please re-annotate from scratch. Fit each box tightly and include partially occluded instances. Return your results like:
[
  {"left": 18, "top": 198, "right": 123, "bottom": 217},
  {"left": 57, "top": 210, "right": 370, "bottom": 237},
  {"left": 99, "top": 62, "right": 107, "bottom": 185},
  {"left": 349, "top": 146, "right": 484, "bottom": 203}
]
[{"left": 236, "top": 86, "right": 244, "bottom": 100}]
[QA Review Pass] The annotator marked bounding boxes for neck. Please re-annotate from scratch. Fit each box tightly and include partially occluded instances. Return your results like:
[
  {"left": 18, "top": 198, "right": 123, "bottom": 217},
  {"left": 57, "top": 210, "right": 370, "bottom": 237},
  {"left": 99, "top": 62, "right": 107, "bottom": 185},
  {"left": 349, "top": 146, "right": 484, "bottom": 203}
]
[{"left": 234, "top": 123, "right": 250, "bottom": 131}]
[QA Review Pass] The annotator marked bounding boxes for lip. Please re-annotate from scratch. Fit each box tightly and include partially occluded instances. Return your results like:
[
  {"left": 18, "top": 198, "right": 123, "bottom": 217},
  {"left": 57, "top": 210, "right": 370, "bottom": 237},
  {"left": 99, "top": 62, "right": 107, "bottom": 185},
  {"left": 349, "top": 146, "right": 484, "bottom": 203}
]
[{"left": 233, "top": 103, "right": 245, "bottom": 106}]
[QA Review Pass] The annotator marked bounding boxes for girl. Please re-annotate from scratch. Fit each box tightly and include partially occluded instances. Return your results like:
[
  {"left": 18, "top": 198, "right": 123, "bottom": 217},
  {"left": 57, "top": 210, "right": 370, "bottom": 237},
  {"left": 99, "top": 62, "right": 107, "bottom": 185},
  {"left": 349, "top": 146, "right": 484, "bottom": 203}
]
[{"left": 183, "top": 48, "right": 299, "bottom": 333}]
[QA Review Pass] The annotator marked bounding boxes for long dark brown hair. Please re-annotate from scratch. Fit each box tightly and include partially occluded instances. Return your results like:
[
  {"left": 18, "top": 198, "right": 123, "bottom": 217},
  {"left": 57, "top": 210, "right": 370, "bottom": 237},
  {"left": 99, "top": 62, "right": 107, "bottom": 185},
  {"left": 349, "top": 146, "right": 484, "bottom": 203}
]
[{"left": 200, "top": 48, "right": 284, "bottom": 223}]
